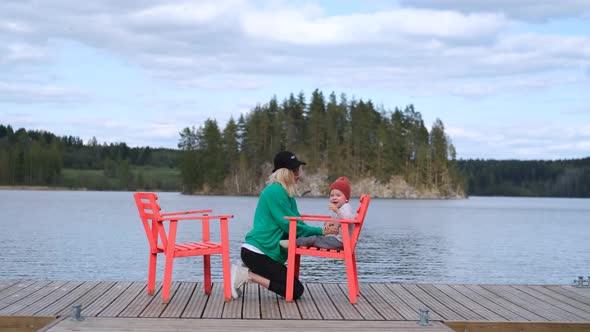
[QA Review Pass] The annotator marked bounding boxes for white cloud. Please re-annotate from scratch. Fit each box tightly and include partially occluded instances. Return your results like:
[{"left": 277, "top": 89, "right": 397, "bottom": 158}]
[
  {"left": 0, "top": 0, "right": 589, "bottom": 158},
  {"left": 0, "top": 20, "right": 35, "bottom": 34},
  {"left": 243, "top": 8, "right": 507, "bottom": 45},
  {"left": 0, "top": 81, "right": 88, "bottom": 103},
  {"left": 399, "top": 0, "right": 590, "bottom": 22},
  {"left": 1, "top": 0, "right": 588, "bottom": 98},
  {"left": 452, "top": 124, "right": 590, "bottom": 159},
  {"left": 0, "top": 43, "right": 49, "bottom": 64}
]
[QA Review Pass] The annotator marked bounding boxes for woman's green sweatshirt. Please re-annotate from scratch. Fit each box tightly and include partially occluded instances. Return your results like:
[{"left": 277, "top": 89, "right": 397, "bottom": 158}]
[{"left": 245, "top": 182, "right": 323, "bottom": 264}]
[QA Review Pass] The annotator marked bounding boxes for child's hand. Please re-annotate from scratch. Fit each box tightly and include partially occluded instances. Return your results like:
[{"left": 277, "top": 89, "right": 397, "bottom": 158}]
[
  {"left": 322, "top": 223, "right": 339, "bottom": 236},
  {"left": 328, "top": 203, "right": 339, "bottom": 213}
]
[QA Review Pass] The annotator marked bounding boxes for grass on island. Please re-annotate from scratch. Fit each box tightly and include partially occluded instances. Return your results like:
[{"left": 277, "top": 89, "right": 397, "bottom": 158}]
[{"left": 61, "top": 166, "right": 181, "bottom": 191}]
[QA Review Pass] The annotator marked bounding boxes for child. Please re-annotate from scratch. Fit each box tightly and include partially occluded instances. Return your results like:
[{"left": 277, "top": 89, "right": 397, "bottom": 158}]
[{"left": 280, "top": 176, "right": 355, "bottom": 250}]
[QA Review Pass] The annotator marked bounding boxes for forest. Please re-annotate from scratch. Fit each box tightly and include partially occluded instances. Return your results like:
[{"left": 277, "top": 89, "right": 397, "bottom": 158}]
[
  {"left": 458, "top": 158, "right": 590, "bottom": 197},
  {"left": 177, "top": 90, "right": 462, "bottom": 197},
  {"left": 0, "top": 124, "right": 180, "bottom": 191},
  {"left": 1, "top": 89, "right": 589, "bottom": 197}
]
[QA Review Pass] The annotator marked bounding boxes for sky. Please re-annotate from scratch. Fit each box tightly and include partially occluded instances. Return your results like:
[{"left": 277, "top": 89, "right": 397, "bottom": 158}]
[{"left": 1, "top": 0, "right": 589, "bottom": 160}]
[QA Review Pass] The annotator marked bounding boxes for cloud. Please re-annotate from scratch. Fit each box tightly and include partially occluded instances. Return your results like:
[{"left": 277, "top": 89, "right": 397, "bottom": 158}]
[
  {"left": 0, "top": 43, "right": 49, "bottom": 64},
  {"left": 0, "top": 0, "right": 589, "bottom": 159},
  {"left": 0, "top": 20, "right": 35, "bottom": 34},
  {"left": 0, "top": 81, "right": 89, "bottom": 103},
  {"left": 243, "top": 8, "right": 507, "bottom": 45},
  {"left": 1, "top": 0, "right": 588, "bottom": 99},
  {"left": 398, "top": 0, "right": 590, "bottom": 22},
  {"left": 451, "top": 124, "right": 590, "bottom": 159}
]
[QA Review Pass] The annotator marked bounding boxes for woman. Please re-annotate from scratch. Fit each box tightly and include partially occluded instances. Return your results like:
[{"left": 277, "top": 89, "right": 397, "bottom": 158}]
[{"left": 231, "top": 151, "right": 338, "bottom": 299}]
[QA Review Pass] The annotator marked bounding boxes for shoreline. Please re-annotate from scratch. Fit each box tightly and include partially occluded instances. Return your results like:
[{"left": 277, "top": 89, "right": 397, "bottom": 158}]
[
  {"left": 0, "top": 185, "right": 465, "bottom": 199},
  {"left": 0, "top": 185, "right": 87, "bottom": 191}
]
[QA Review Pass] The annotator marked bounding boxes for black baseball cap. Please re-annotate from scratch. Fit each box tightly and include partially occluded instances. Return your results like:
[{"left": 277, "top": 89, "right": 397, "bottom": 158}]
[{"left": 272, "top": 151, "right": 306, "bottom": 172}]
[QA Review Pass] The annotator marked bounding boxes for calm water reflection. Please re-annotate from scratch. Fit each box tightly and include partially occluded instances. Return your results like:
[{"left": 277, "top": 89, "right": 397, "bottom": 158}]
[{"left": 1, "top": 190, "right": 588, "bottom": 284}]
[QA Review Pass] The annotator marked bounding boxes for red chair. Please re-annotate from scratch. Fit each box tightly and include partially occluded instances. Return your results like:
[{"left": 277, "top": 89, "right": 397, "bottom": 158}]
[
  {"left": 133, "top": 192, "right": 233, "bottom": 303},
  {"left": 284, "top": 194, "right": 370, "bottom": 303}
]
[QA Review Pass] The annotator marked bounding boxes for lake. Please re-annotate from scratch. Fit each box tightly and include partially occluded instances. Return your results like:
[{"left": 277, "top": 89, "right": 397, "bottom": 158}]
[{"left": 1, "top": 190, "right": 588, "bottom": 285}]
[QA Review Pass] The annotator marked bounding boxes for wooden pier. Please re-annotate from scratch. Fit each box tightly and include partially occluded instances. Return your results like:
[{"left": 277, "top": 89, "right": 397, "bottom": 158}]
[{"left": 1, "top": 280, "right": 590, "bottom": 331}]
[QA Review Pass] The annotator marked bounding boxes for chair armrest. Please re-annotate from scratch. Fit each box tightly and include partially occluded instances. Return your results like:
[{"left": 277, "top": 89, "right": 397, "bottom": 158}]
[
  {"left": 160, "top": 209, "right": 213, "bottom": 217},
  {"left": 300, "top": 214, "right": 331, "bottom": 219},
  {"left": 284, "top": 216, "right": 360, "bottom": 224},
  {"left": 159, "top": 214, "right": 233, "bottom": 222}
]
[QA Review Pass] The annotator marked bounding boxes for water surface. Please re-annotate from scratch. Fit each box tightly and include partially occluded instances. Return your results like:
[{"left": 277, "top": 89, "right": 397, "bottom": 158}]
[{"left": 1, "top": 190, "right": 588, "bottom": 284}]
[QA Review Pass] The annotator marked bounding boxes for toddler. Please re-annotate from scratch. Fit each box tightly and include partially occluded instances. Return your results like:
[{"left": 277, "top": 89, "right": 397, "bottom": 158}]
[{"left": 280, "top": 176, "right": 355, "bottom": 250}]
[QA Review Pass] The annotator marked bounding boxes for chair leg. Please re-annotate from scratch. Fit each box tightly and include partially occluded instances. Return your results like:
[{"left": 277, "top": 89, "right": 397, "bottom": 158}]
[
  {"left": 221, "top": 243, "right": 232, "bottom": 301},
  {"left": 294, "top": 254, "right": 301, "bottom": 278},
  {"left": 344, "top": 254, "right": 358, "bottom": 304},
  {"left": 147, "top": 253, "right": 157, "bottom": 295},
  {"left": 345, "top": 263, "right": 358, "bottom": 303},
  {"left": 203, "top": 255, "right": 212, "bottom": 295},
  {"left": 352, "top": 254, "right": 359, "bottom": 295},
  {"left": 286, "top": 246, "right": 297, "bottom": 302},
  {"left": 217, "top": 217, "right": 232, "bottom": 301},
  {"left": 162, "top": 254, "right": 174, "bottom": 303}
]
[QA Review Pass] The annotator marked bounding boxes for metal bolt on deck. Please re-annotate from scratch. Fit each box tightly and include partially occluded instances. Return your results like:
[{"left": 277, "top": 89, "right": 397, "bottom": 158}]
[
  {"left": 418, "top": 308, "right": 430, "bottom": 326},
  {"left": 573, "top": 276, "right": 590, "bottom": 288},
  {"left": 71, "top": 304, "right": 84, "bottom": 321}
]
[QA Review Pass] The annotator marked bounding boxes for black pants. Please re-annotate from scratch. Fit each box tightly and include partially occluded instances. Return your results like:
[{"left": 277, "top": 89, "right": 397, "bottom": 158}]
[{"left": 241, "top": 247, "right": 305, "bottom": 300}]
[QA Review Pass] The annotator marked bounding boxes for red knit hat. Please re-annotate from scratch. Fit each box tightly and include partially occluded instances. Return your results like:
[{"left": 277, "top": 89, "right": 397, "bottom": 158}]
[{"left": 329, "top": 176, "right": 351, "bottom": 201}]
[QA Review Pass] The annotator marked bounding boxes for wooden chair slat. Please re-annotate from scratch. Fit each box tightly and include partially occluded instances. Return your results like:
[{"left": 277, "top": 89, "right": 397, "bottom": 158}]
[
  {"left": 285, "top": 195, "right": 371, "bottom": 304},
  {"left": 133, "top": 192, "right": 233, "bottom": 303}
]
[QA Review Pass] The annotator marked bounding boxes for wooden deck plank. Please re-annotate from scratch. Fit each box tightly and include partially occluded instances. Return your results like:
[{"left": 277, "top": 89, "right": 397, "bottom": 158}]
[
  {"left": 565, "top": 286, "right": 590, "bottom": 298},
  {"left": 118, "top": 282, "right": 161, "bottom": 318},
  {"left": 140, "top": 282, "right": 180, "bottom": 318},
  {"left": 201, "top": 283, "right": 227, "bottom": 319},
  {"left": 99, "top": 282, "right": 145, "bottom": 317},
  {"left": 433, "top": 284, "right": 506, "bottom": 321},
  {"left": 180, "top": 283, "right": 208, "bottom": 318},
  {"left": 45, "top": 317, "right": 454, "bottom": 332},
  {"left": 483, "top": 285, "right": 577, "bottom": 321},
  {"left": 385, "top": 284, "right": 444, "bottom": 321},
  {"left": 160, "top": 282, "right": 197, "bottom": 318},
  {"left": 338, "top": 284, "right": 385, "bottom": 320},
  {"left": 547, "top": 286, "right": 590, "bottom": 307},
  {"left": 241, "top": 283, "right": 260, "bottom": 319},
  {"left": 0, "top": 280, "right": 36, "bottom": 297},
  {"left": 402, "top": 284, "right": 465, "bottom": 321},
  {"left": 82, "top": 281, "right": 132, "bottom": 317},
  {"left": 295, "top": 284, "right": 322, "bottom": 320},
  {"left": 17, "top": 281, "right": 85, "bottom": 316},
  {"left": 323, "top": 283, "right": 363, "bottom": 320},
  {"left": 362, "top": 284, "right": 409, "bottom": 320},
  {"left": 278, "top": 294, "right": 302, "bottom": 319},
  {"left": 2, "top": 280, "right": 590, "bottom": 326},
  {"left": 419, "top": 284, "right": 483, "bottom": 321},
  {"left": 0, "top": 280, "right": 19, "bottom": 292},
  {"left": 56, "top": 281, "right": 117, "bottom": 317},
  {"left": 222, "top": 286, "right": 243, "bottom": 319},
  {"left": 259, "top": 286, "right": 281, "bottom": 319},
  {"left": 449, "top": 284, "right": 526, "bottom": 321},
  {"left": 306, "top": 283, "right": 342, "bottom": 320},
  {"left": 504, "top": 285, "right": 588, "bottom": 322},
  {"left": 0, "top": 281, "right": 53, "bottom": 311},
  {"left": 201, "top": 283, "right": 225, "bottom": 319},
  {"left": 540, "top": 286, "right": 590, "bottom": 314},
  {"left": 512, "top": 285, "right": 590, "bottom": 320},
  {"left": 464, "top": 284, "right": 546, "bottom": 322},
  {"left": 0, "top": 316, "right": 57, "bottom": 332},
  {"left": 35, "top": 281, "right": 100, "bottom": 316},
  {"left": 0, "top": 281, "right": 69, "bottom": 315}
]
